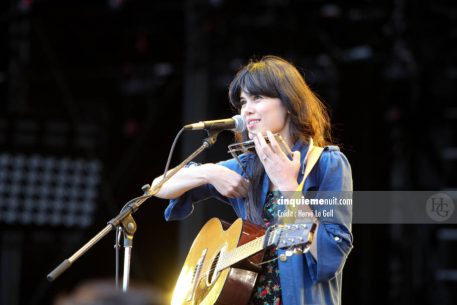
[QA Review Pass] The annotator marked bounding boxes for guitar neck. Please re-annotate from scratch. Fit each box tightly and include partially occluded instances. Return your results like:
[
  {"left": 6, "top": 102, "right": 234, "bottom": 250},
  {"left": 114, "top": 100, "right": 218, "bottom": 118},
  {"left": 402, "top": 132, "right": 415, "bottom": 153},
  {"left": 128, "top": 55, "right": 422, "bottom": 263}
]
[{"left": 219, "top": 235, "right": 266, "bottom": 270}]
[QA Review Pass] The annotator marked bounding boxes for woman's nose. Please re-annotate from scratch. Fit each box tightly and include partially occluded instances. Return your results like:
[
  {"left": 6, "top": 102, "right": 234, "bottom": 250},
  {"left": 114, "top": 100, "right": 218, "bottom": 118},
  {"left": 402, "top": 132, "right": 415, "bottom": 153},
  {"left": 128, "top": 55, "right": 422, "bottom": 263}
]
[{"left": 241, "top": 101, "right": 254, "bottom": 116}]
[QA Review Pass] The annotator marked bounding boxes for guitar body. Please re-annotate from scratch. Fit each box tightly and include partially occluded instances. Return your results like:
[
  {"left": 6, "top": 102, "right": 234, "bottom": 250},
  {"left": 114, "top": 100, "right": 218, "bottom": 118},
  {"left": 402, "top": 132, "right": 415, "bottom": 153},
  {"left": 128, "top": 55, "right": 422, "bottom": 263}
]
[{"left": 171, "top": 218, "right": 265, "bottom": 305}]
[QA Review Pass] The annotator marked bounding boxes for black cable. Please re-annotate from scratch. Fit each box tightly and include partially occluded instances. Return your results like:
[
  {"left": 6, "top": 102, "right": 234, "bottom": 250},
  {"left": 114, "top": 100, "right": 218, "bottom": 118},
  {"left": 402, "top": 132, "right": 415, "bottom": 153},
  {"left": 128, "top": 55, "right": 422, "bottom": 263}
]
[
  {"left": 163, "top": 127, "right": 185, "bottom": 178},
  {"left": 118, "top": 127, "right": 186, "bottom": 213}
]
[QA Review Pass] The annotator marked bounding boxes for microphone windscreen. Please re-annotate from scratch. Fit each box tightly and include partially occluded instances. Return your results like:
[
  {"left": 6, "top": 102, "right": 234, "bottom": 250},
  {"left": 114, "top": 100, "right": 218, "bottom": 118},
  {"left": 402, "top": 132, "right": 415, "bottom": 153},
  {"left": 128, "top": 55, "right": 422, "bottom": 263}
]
[{"left": 232, "top": 115, "right": 246, "bottom": 133}]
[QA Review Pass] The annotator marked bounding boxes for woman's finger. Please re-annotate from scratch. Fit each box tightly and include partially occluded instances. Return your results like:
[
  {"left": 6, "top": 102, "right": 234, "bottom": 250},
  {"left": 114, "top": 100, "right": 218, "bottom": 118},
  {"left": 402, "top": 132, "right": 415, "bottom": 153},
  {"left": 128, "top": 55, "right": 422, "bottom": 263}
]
[
  {"left": 266, "top": 131, "right": 282, "bottom": 156},
  {"left": 253, "top": 134, "right": 267, "bottom": 162},
  {"left": 240, "top": 178, "right": 249, "bottom": 196},
  {"left": 256, "top": 131, "right": 273, "bottom": 159}
]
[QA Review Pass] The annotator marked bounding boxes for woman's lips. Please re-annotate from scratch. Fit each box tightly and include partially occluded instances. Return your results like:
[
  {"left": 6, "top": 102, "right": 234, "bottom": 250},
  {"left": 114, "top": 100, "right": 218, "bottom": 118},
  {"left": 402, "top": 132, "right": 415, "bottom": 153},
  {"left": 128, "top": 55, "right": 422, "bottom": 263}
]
[{"left": 247, "top": 119, "right": 261, "bottom": 129}]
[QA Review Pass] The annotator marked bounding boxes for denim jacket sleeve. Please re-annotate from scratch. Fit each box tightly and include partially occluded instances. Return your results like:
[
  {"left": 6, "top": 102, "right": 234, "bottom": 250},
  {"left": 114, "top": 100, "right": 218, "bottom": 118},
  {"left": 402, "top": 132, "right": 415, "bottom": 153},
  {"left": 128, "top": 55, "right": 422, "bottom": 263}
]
[
  {"left": 303, "top": 146, "right": 354, "bottom": 283},
  {"left": 163, "top": 156, "right": 248, "bottom": 221}
]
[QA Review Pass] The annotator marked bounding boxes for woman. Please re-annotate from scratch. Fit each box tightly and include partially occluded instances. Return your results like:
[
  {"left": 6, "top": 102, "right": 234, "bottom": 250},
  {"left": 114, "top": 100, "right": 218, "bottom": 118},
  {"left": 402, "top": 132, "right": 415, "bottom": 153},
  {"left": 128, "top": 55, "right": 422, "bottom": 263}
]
[{"left": 153, "top": 56, "right": 353, "bottom": 305}]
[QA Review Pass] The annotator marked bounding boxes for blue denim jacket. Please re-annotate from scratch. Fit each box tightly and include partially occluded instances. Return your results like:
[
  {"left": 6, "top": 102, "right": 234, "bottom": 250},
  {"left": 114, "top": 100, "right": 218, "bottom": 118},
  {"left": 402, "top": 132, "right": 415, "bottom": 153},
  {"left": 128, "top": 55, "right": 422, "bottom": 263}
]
[{"left": 164, "top": 139, "right": 353, "bottom": 305}]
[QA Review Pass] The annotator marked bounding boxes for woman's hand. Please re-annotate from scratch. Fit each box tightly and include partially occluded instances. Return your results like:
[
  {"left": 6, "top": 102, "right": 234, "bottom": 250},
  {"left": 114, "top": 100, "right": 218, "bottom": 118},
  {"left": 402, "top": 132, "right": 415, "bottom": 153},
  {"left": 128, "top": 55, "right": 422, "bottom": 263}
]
[
  {"left": 253, "top": 131, "right": 301, "bottom": 191},
  {"left": 203, "top": 163, "right": 249, "bottom": 198}
]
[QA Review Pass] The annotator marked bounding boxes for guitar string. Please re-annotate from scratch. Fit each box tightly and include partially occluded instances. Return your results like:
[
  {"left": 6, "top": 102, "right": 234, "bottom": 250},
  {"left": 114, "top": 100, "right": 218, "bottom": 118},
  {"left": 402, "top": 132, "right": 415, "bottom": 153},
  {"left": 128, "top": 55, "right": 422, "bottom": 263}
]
[
  {"left": 193, "top": 237, "right": 264, "bottom": 283},
  {"left": 191, "top": 226, "right": 312, "bottom": 284},
  {"left": 193, "top": 240, "right": 306, "bottom": 284},
  {"left": 193, "top": 244, "right": 302, "bottom": 285}
]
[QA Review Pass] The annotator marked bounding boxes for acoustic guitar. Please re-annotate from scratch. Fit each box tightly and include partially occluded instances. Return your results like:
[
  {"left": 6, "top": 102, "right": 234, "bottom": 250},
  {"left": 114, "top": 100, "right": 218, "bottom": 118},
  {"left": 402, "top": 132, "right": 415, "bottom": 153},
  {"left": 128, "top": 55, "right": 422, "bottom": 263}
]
[{"left": 171, "top": 218, "right": 315, "bottom": 305}]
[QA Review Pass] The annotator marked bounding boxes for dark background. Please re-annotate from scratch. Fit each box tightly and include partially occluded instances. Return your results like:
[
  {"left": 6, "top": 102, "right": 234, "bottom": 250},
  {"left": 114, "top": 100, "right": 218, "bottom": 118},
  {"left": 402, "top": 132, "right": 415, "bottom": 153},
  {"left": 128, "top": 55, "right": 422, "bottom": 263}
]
[{"left": 1, "top": 0, "right": 456, "bottom": 304}]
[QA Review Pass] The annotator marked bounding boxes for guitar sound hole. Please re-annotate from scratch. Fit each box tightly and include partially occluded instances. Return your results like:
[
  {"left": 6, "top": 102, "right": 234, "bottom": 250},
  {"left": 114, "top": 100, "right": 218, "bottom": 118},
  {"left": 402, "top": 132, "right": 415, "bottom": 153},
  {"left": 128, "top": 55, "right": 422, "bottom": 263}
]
[{"left": 206, "top": 250, "right": 221, "bottom": 286}]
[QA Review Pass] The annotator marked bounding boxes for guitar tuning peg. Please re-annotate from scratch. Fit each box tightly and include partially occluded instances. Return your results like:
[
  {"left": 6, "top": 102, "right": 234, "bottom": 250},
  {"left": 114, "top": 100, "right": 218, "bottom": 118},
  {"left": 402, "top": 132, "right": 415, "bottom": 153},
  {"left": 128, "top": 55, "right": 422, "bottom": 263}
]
[{"left": 293, "top": 247, "right": 303, "bottom": 255}]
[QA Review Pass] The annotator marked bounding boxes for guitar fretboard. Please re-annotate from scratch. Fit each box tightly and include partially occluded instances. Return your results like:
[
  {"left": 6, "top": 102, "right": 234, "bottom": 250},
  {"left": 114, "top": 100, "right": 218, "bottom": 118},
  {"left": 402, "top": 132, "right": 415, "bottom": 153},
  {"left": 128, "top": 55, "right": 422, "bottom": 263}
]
[{"left": 218, "top": 235, "right": 266, "bottom": 270}]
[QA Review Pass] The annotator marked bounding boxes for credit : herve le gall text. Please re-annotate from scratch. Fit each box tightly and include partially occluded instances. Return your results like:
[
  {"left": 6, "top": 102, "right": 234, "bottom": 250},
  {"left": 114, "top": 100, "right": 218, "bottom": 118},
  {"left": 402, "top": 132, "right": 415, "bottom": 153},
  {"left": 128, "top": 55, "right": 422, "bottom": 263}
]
[{"left": 277, "top": 208, "right": 334, "bottom": 219}]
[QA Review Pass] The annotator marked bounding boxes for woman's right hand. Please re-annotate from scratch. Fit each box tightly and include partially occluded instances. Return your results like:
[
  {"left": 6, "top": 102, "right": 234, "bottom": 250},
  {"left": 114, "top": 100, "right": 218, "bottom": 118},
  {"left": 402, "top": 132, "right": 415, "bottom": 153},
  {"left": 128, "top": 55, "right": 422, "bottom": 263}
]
[{"left": 203, "top": 164, "right": 249, "bottom": 198}]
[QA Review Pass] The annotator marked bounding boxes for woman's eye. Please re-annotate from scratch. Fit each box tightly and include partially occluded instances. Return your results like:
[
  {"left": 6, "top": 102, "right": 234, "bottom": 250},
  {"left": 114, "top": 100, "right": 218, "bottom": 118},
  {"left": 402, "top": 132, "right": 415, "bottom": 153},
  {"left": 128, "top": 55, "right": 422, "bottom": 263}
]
[{"left": 253, "top": 95, "right": 262, "bottom": 101}]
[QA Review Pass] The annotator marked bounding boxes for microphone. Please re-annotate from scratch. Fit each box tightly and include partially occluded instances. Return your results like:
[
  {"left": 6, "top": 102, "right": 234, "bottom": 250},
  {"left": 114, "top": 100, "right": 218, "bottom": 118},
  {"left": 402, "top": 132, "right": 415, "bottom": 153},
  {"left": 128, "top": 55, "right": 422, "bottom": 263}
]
[{"left": 184, "top": 115, "right": 246, "bottom": 133}]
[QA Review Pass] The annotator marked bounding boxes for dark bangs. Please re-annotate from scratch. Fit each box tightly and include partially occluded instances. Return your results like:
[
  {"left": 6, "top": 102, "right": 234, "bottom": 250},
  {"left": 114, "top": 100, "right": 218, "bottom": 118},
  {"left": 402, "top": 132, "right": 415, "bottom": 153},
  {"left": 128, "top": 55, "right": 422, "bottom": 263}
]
[{"left": 228, "top": 63, "right": 281, "bottom": 111}]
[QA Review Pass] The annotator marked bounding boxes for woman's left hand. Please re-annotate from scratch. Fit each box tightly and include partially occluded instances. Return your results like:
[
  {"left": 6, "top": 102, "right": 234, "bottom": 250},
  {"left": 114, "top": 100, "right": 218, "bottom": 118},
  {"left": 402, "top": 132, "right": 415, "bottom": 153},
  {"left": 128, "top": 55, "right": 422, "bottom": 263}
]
[{"left": 253, "top": 131, "right": 301, "bottom": 191}]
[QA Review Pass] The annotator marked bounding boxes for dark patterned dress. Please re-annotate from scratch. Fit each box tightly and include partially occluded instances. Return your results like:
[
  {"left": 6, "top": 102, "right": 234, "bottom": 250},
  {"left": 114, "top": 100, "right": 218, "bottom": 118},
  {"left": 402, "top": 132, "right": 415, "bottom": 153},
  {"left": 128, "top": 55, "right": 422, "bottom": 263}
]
[{"left": 250, "top": 191, "right": 282, "bottom": 305}]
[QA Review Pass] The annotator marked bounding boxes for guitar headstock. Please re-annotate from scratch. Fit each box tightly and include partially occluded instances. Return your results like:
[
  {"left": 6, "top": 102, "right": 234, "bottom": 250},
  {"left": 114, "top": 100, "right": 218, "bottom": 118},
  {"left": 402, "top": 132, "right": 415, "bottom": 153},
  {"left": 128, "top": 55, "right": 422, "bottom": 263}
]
[{"left": 265, "top": 223, "right": 316, "bottom": 249}]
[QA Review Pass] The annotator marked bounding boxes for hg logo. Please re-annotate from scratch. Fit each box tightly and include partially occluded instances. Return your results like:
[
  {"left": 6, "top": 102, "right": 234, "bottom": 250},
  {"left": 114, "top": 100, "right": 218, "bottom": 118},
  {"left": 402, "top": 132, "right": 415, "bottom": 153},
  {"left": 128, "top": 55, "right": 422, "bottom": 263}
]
[{"left": 426, "top": 193, "right": 455, "bottom": 222}]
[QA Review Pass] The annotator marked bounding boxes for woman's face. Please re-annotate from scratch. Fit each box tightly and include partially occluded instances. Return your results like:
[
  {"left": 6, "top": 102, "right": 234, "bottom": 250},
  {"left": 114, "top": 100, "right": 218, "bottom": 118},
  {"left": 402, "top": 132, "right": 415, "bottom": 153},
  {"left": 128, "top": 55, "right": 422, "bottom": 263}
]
[{"left": 240, "top": 90, "right": 291, "bottom": 142}]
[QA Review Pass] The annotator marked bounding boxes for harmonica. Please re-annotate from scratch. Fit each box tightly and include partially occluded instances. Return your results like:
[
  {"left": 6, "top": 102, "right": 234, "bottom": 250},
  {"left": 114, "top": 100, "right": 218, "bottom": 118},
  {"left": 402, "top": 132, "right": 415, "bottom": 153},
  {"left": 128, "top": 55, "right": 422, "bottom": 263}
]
[{"left": 228, "top": 133, "right": 293, "bottom": 159}]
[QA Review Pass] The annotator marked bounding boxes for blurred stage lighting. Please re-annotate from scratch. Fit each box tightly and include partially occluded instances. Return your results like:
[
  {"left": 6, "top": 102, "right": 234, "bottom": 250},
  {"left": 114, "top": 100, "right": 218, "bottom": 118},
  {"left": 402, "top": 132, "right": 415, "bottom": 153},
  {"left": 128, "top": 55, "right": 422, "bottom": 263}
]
[{"left": 0, "top": 153, "right": 101, "bottom": 228}]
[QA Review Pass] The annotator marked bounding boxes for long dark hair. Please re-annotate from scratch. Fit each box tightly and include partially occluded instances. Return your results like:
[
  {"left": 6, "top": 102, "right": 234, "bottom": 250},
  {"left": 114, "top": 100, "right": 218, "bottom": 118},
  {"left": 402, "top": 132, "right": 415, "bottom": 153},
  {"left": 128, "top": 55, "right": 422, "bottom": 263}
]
[{"left": 228, "top": 55, "right": 332, "bottom": 225}]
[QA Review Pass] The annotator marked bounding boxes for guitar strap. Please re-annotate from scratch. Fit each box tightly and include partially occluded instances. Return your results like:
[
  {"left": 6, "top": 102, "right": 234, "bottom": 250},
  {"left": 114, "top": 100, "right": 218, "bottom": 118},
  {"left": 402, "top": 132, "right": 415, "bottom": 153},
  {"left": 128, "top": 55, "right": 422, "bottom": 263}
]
[{"left": 297, "top": 138, "right": 324, "bottom": 192}]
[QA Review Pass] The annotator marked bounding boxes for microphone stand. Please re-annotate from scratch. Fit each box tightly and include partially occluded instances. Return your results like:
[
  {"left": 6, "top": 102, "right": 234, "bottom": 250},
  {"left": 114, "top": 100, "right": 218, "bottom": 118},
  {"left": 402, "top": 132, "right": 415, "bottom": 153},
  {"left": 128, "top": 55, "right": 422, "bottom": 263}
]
[{"left": 47, "top": 131, "right": 220, "bottom": 292}]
